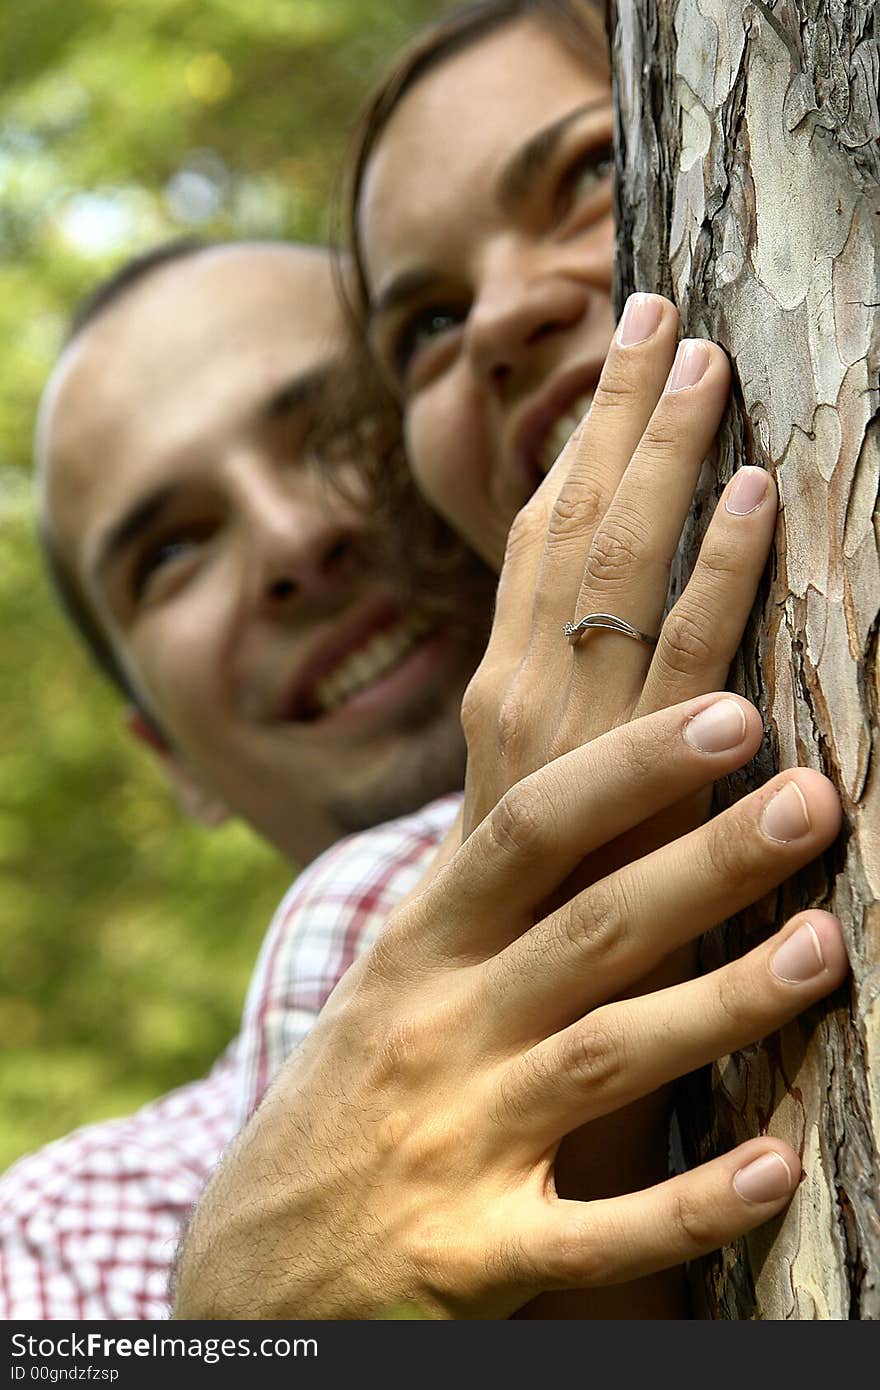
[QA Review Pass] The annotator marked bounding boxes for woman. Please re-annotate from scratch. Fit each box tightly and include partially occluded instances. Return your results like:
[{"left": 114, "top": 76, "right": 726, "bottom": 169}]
[
  {"left": 174, "top": 1, "right": 848, "bottom": 1320},
  {"left": 349, "top": 0, "right": 838, "bottom": 1312}
]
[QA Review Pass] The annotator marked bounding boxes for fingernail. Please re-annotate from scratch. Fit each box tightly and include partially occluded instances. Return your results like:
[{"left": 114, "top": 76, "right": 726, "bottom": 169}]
[
  {"left": 617, "top": 293, "right": 664, "bottom": 346},
  {"left": 733, "top": 1151, "right": 794, "bottom": 1204},
  {"left": 665, "top": 340, "right": 709, "bottom": 391},
  {"left": 683, "top": 698, "right": 747, "bottom": 753},
  {"left": 726, "top": 467, "right": 769, "bottom": 516},
  {"left": 770, "top": 920, "right": 826, "bottom": 983},
  {"left": 760, "top": 781, "right": 811, "bottom": 843}
]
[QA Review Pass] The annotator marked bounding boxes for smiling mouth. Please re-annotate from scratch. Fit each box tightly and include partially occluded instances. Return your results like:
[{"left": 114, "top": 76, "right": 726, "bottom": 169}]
[
  {"left": 514, "top": 367, "right": 603, "bottom": 499},
  {"left": 536, "top": 392, "right": 596, "bottom": 475},
  {"left": 295, "top": 611, "right": 433, "bottom": 721}
]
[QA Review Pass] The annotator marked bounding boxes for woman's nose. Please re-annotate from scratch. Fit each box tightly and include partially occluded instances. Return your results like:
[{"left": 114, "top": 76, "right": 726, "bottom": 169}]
[{"left": 465, "top": 255, "right": 588, "bottom": 390}]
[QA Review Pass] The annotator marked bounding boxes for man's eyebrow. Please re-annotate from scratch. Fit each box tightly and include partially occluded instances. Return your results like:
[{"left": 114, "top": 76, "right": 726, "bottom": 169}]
[
  {"left": 497, "top": 99, "right": 611, "bottom": 211},
  {"left": 261, "top": 363, "right": 336, "bottom": 420},
  {"left": 92, "top": 485, "right": 175, "bottom": 583},
  {"left": 89, "top": 366, "right": 340, "bottom": 583}
]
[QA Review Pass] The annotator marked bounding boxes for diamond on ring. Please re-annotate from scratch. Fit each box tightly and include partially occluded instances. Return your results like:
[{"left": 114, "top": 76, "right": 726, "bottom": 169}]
[{"left": 564, "top": 612, "right": 658, "bottom": 647}]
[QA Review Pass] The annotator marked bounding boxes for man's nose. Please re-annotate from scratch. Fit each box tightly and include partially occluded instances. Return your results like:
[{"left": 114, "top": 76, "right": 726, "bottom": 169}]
[
  {"left": 242, "top": 477, "right": 361, "bottom": 613},
  {"left": 465, "top": 244, "right": 588, "bottom": 391}
]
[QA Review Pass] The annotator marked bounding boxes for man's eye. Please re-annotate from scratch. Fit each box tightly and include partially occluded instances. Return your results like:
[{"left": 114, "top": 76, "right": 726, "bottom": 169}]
[
  {"left": 133, "top": 534, "right": 199, "bottom": 599},
  {"left": 394, "top": 305, "right": 464, "bottom": 382}
]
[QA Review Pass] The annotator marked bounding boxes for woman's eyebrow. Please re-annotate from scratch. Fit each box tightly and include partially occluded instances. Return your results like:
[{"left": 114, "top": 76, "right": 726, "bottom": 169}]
[
  {"left": 367, "top": 100, "right": 612, "bottom": 329},
  {"left": 497, "top": 98, "right": 611, "bottom": 212},
  {"left": 368, "top": 267, "right": 439, "bottom": 328}
]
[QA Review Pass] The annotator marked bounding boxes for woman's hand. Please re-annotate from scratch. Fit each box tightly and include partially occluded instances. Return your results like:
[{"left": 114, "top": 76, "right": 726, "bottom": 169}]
[
  {"left": 454, "top": 297, "right": 778, "bottom": 1314},
  {"left": 462, "top": 292, "right": 772, "bottom": 860},
  {"left": 173, "top": 699, "right": 847, "bottom": 1320}
]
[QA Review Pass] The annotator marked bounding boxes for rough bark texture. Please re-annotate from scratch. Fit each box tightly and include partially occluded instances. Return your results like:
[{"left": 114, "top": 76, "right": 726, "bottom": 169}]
[{"left": 609, "top": 0, "right": 880, "bottom": 1318}]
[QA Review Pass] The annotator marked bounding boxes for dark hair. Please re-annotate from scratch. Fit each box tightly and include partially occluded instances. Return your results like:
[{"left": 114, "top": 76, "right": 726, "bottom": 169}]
[
  {"left": 306, "top": 337, "right": 499, "bottom": 628},
  {"left": 40, "top": 239, "right": 210, "bottom": 731},
  {"left": 336, "top": 0, "right": 609, "bottom": 589}
]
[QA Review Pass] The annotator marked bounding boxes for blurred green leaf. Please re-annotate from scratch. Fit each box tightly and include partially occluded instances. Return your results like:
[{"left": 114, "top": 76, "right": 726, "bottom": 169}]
[{"left": 1, "top": 0, "right": 445, "bottom": 1171}]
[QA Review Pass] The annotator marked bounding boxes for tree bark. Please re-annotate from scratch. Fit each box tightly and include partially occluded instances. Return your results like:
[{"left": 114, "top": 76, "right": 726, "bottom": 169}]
[{"left": 609, "top": 0, "right": 880, "bottom": 1318}]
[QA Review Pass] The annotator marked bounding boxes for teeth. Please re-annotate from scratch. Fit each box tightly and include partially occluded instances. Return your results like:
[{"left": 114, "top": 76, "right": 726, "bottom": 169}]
[
  {"left": 312, "top": 613, "right": 430, "bottom": 715},
  {"left": 539, "top": 393, "right": 595, "bottom": 474}
]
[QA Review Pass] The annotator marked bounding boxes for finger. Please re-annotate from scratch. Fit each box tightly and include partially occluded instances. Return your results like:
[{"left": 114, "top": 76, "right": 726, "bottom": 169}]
[
  {"left": 474, "top": 297, "right": 677, "bottom": 677},
  {"left": 418, "top": 694, "right": 764, "bottom": 962},
  {"left": 557, "top": 339, "right": 732, "bottom": 710},
  {"left": 522, "top": 1138, "right": 802, "bottom": 1291},
  {"left": 639, "top": 467, "right": 778, "bottom": 713},
  {"left": 488, "top": 767, "right": 841, "bottom": 1033},
  {"left": 505, "top": 910, "right": 846, "bottom": 1140},
  {"left": 527, "top": 294, "right": 680, "bottom": 643}
]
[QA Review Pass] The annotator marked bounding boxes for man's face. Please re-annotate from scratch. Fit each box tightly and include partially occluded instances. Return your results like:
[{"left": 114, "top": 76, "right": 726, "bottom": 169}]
[{"left": 39, "top": 244, "right": 479, "bottom": 863}]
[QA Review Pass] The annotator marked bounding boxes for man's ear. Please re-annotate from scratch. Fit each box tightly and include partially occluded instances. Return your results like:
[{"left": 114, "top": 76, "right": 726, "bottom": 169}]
[{"left": 124, "top": 707, "right": 232, "bottom": 828}]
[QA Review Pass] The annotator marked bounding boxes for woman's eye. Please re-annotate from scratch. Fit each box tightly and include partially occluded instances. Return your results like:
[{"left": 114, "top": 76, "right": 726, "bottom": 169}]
[
  {"left": 560, "top": 146, "right": 615, "bottom": 212},
  {"left": 394, "top": 304, "right": 463, "bottom": 382}
]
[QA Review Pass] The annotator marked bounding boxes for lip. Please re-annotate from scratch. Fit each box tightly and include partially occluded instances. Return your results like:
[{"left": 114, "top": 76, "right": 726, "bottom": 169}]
[
  {"left": 272, "top": 595, "right": 428, "bottom": 724},
  {"left": 510, "top": 360, "right": 605, "bottom": 499}
]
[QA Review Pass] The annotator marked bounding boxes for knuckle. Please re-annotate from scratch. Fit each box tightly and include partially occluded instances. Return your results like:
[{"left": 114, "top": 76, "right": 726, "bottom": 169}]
[
  {"left": 584, "top": 518, "right": 648, "bottom": 586},
  {"left": 487, "top": 778, "right": 552, "bottom": 862},
  {"left": 494, "top": 688, "right": 531, "bottom": 764},
  {"left": 712, "top": 964, "right": 754, "bottom": 1033},
  {"left": 460, "top": 663, "right": 534, "bottom": 767},
  {"left": 503, "top": 502, "right": 544, "bottom": 566},
  {"left": 614, "top": 720, "right": 665, "bottom": 782},
  {"left": 561, "top": 1014, "right": 622, "bottom": 1097},
  {"left": 691, "top": 541, "right": 742, "bottom": 586},
  {"left": 550, "top": 1222, "right": 611, "bottom": 1288},
  {"left": 592, "top": 365, "right": 642, "bottom": 409},
  {"left": 555, "top": 883, "right": 627, "bottom": 963},
  {"left": 487, "top": 1073, "right": 521, "bottom": 1132},
  {"left": 496, "top": 1047, "right": 553, "bottom": 1129},
  {"left": 366, "top": 996, "right": 462, "bottom": 1099},
  {"left": 362, "top": 1013, "right": 426, "bottom": 1095},
  {"left": 459, "top": 666, "right": 490, "bottom": 744},
  {"left": 550, "top": 474, "right": 606, "bottom": 537},
  {"left": 375, "top": 1015, "right": 424, "bottom": 1073},
  {"left": 704, "top": 812, "right": 756, "bottom": 884},
  {"left": 494, "top": 1077, "right": 527, "bottom": 1131},
  {"left": 668, "top": 1186, "right": 716, "bottom": 1255},
  {"left": 655, "top": 606, "right": 715, "bottom": 679},
  {"left": 546, "top": 486, "right": 587, "bottom": 546},
  {"left": 352, "top": 933, "right": 402, "bottom": 1001},
  {"left": 637, "top": 415, "right": 681, "bottom": 455}
]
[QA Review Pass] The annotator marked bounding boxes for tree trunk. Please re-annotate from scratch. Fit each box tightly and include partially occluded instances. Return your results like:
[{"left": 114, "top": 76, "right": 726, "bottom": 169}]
[{"left": 609, "top": 0, "right": 880, "bottom": 1318}]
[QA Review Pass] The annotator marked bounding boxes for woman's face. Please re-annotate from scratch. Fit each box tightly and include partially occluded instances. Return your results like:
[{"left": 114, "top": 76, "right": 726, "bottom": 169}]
[{"left": 359, "top": 17, "right": 616, "bottom": 570}]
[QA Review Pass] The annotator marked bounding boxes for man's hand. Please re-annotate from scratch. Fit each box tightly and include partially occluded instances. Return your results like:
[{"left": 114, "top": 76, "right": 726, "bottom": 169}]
[{"left": 173, "top": 699, "right": 847, "bottom": 1320}]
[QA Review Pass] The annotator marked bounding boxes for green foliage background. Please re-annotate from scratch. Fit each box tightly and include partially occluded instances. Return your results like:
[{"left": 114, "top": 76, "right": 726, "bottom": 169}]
[{"left": 0, "top": 0, "right": 443, "bottom": 1171}]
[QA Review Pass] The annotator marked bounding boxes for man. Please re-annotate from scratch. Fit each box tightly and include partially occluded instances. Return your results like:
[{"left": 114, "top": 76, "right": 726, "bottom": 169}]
[
  {"left": 36, "top": 238, "right": 484, "bottom": 863},
  {"left": 0, "top": 239, "right": 489, "bottom": 1318},
  {"left": 4, "top": 240, "right": 848, "bottom": 1323}
]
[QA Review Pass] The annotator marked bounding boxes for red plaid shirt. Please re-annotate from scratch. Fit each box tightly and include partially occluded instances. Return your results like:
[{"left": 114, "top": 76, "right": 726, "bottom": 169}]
[
  {"left": 0, "top": 795, "right": 458, "bottom": 1320},
  {"left": 234, "top": 793, "right": 459, "bottom": 1128}
]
